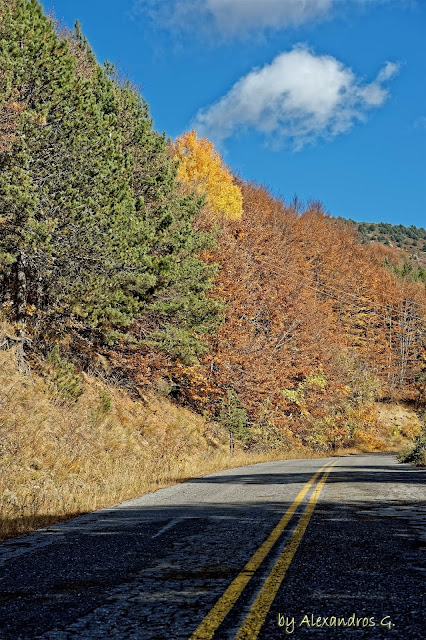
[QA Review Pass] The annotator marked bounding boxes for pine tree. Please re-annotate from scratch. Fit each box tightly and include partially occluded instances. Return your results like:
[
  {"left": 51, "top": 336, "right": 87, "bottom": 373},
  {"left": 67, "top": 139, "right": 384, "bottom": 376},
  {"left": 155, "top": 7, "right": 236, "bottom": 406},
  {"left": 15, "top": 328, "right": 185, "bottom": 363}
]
[{"left": 0, "top": 0, "right": 222, "bottom": 363}]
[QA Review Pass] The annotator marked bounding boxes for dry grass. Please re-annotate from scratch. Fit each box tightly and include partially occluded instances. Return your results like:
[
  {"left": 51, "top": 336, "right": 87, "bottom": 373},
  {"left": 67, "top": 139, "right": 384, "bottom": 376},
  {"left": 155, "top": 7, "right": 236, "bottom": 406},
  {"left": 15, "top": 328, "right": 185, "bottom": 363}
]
[
  {"left": 1, "top": 322, "right": 416, "bottom": 542},
  {"left": 0, "top": 336, "right": 311, "bottom": 541}
]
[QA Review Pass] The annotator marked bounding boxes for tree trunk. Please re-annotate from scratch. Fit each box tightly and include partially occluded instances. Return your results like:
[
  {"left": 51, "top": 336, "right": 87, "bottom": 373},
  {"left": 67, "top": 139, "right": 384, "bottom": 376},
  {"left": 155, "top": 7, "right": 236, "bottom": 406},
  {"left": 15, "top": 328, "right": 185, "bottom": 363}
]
[
  {"left": 15, "top": 251, "right": 27, "bottom": 326},
  {"left": 229, "top": 431, "right": 235, "bottom": 456},
  {"left": 14, "top": 251, "right": 29, "bottom": 373}
]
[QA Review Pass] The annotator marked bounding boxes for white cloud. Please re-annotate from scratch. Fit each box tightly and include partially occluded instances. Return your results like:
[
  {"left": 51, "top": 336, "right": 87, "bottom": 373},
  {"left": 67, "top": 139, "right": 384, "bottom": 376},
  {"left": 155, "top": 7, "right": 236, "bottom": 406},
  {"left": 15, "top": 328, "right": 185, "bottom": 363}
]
[
  {"left": 375, "top": 61, "right": 400, "bottom": 83},
  {"left": 134, "top": 0, "right": 399, "bottom": 36},
  {"left": 413, "top": 116, "right": 426, "bottom": 130},
  {"left": 204, "top": 0, "right": 333, "bottom": 34},
  {"left": 193, "top": 47, "right": 399, "bottom": 149}
]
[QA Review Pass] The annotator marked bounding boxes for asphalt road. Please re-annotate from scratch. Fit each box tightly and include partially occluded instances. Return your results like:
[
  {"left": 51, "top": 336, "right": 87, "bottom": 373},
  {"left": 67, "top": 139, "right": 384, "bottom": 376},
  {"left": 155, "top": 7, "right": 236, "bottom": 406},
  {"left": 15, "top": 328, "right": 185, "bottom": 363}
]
[{"left": 0, "top": 453, "right": 425, "bottom": 639}]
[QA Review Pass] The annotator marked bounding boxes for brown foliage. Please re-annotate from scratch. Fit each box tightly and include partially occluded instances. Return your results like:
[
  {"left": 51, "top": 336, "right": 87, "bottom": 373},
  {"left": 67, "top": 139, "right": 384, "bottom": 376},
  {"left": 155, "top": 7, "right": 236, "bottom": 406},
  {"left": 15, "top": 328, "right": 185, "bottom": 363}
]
[
  {"left": 170, "top": 181, "right": 426, "bottom": 444},
  {"left": 106, "top": 177, "right": 425, "bottom": 449}
]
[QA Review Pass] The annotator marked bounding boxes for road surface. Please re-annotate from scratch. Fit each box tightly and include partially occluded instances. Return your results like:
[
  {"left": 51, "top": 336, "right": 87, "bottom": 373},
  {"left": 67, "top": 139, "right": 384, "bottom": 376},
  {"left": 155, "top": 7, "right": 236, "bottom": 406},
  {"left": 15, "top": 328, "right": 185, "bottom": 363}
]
[{"left": 0, "top": 453, "right": 425, "bottom": 639}]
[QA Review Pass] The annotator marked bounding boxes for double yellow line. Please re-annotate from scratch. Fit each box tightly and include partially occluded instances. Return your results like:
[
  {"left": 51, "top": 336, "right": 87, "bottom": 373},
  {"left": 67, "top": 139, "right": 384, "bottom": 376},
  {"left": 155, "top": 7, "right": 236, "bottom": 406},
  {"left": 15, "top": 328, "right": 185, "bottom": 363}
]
[{"left": 189, "top": 459, "right": 338, "bottom": 640}]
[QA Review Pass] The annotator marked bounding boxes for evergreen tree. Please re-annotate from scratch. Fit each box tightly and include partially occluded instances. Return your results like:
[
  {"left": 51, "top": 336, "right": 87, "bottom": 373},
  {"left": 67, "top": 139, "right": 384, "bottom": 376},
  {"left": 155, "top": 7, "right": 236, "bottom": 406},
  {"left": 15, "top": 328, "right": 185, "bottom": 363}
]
[{"left": 0, "top": 0, "right": 222, "bottom": 362}]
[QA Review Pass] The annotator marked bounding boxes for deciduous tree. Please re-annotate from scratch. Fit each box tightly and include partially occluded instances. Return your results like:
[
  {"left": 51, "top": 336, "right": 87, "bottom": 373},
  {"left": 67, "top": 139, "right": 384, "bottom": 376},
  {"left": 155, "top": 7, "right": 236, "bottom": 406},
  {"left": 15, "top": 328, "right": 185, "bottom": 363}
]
[{"left": 173, "top": 130, "right": 242, "bottom": 221}]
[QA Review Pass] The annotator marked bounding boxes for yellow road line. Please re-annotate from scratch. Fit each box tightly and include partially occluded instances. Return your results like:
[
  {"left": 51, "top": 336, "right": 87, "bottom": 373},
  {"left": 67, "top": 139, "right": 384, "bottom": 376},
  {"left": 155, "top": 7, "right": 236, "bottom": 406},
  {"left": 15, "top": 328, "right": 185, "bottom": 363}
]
[
  {"left": 189, "top": 460, "right": 336, "bottom": 640},
  {"left": 235, "top": 461, "right": 338, "bottom": 640}
]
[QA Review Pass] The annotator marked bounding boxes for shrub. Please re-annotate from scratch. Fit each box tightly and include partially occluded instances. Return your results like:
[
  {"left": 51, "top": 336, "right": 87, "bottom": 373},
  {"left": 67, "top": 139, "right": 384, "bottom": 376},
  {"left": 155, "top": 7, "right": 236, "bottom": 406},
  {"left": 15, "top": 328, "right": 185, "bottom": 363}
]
[
  {"left": 398, "top": 437, "right": 426, "bottom": 466},
  {"left": 398, "top": 416, "right": 426, "bottom": 466},
  {"left": 47, "top": 345, "right": 84, "bottom": 403}
]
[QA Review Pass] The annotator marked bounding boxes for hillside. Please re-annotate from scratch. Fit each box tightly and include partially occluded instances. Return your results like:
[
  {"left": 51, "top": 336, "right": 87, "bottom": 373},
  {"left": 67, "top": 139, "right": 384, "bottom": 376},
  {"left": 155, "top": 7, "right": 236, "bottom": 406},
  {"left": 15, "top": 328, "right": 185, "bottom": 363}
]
[
  {"left": 1, "top": 318, "right": 420, "bottom": 541},
  {"left": 2, "top": 322, "right": 312, "bottom": 541},
  {"left": 166, "top": 183, "right": 426, "bottom": 448},
  {"left": 341, "top": 218, "right": 426, "bottom": 270}
]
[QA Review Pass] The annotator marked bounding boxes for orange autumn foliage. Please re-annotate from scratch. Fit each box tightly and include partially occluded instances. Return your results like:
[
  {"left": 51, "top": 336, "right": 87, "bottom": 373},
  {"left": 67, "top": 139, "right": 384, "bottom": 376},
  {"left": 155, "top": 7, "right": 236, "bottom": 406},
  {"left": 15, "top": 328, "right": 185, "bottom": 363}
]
[
  {"left": 169, "top": 181, "right": 426, "bottom": 448},
  {"left": 109, "top": 173, "right": 426, "bottom": 451}
]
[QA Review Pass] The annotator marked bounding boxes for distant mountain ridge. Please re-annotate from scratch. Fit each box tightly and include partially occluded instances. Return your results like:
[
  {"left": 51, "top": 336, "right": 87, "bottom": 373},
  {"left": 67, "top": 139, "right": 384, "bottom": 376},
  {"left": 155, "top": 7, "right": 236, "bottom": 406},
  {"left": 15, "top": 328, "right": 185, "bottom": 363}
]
[{"left": 339, "top": 218, "right": 426, "bottom": 267}]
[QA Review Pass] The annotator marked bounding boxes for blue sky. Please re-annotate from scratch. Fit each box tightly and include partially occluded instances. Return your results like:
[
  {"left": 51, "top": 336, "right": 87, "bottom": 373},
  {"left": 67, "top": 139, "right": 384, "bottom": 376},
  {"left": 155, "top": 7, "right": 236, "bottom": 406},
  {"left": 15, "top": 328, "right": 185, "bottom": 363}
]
[{"left": 42, "top": 0, "right": 425, "bottom": 227}]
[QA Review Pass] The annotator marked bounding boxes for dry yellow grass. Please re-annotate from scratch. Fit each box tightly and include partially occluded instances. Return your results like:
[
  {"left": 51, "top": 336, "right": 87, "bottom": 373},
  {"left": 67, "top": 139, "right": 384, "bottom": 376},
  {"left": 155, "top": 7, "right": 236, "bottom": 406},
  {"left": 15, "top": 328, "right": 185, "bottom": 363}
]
[
  {"left": 1, "top": 322, "right": 416, "bottom": 542},
  {"left": 0, "top": 334, "right": 312, "bottom": 541}
]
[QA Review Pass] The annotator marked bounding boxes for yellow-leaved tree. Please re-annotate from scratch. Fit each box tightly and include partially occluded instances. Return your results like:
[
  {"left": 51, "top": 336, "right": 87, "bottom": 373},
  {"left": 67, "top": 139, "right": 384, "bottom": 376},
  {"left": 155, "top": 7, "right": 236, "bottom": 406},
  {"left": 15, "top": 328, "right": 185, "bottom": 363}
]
[{"left": 173, "top": 130, "right": 242, "bottom": 220}]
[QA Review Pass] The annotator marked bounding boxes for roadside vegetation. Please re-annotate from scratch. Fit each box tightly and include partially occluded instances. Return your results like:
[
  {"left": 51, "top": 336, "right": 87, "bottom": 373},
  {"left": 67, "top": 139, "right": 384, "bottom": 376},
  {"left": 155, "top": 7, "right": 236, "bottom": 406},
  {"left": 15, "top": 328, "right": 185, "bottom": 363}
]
[
  {"left": 398, "top": 415, "right": 426, "bottom": 466},
  {"left": 1, "top": 322, "right": 418, "bottom": 542},
  {"left": 1, "top": 0, "right": 425, "bottom": 540},
  {"left": 0, "top": 324, "right": 324, "bottom": 542}
]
